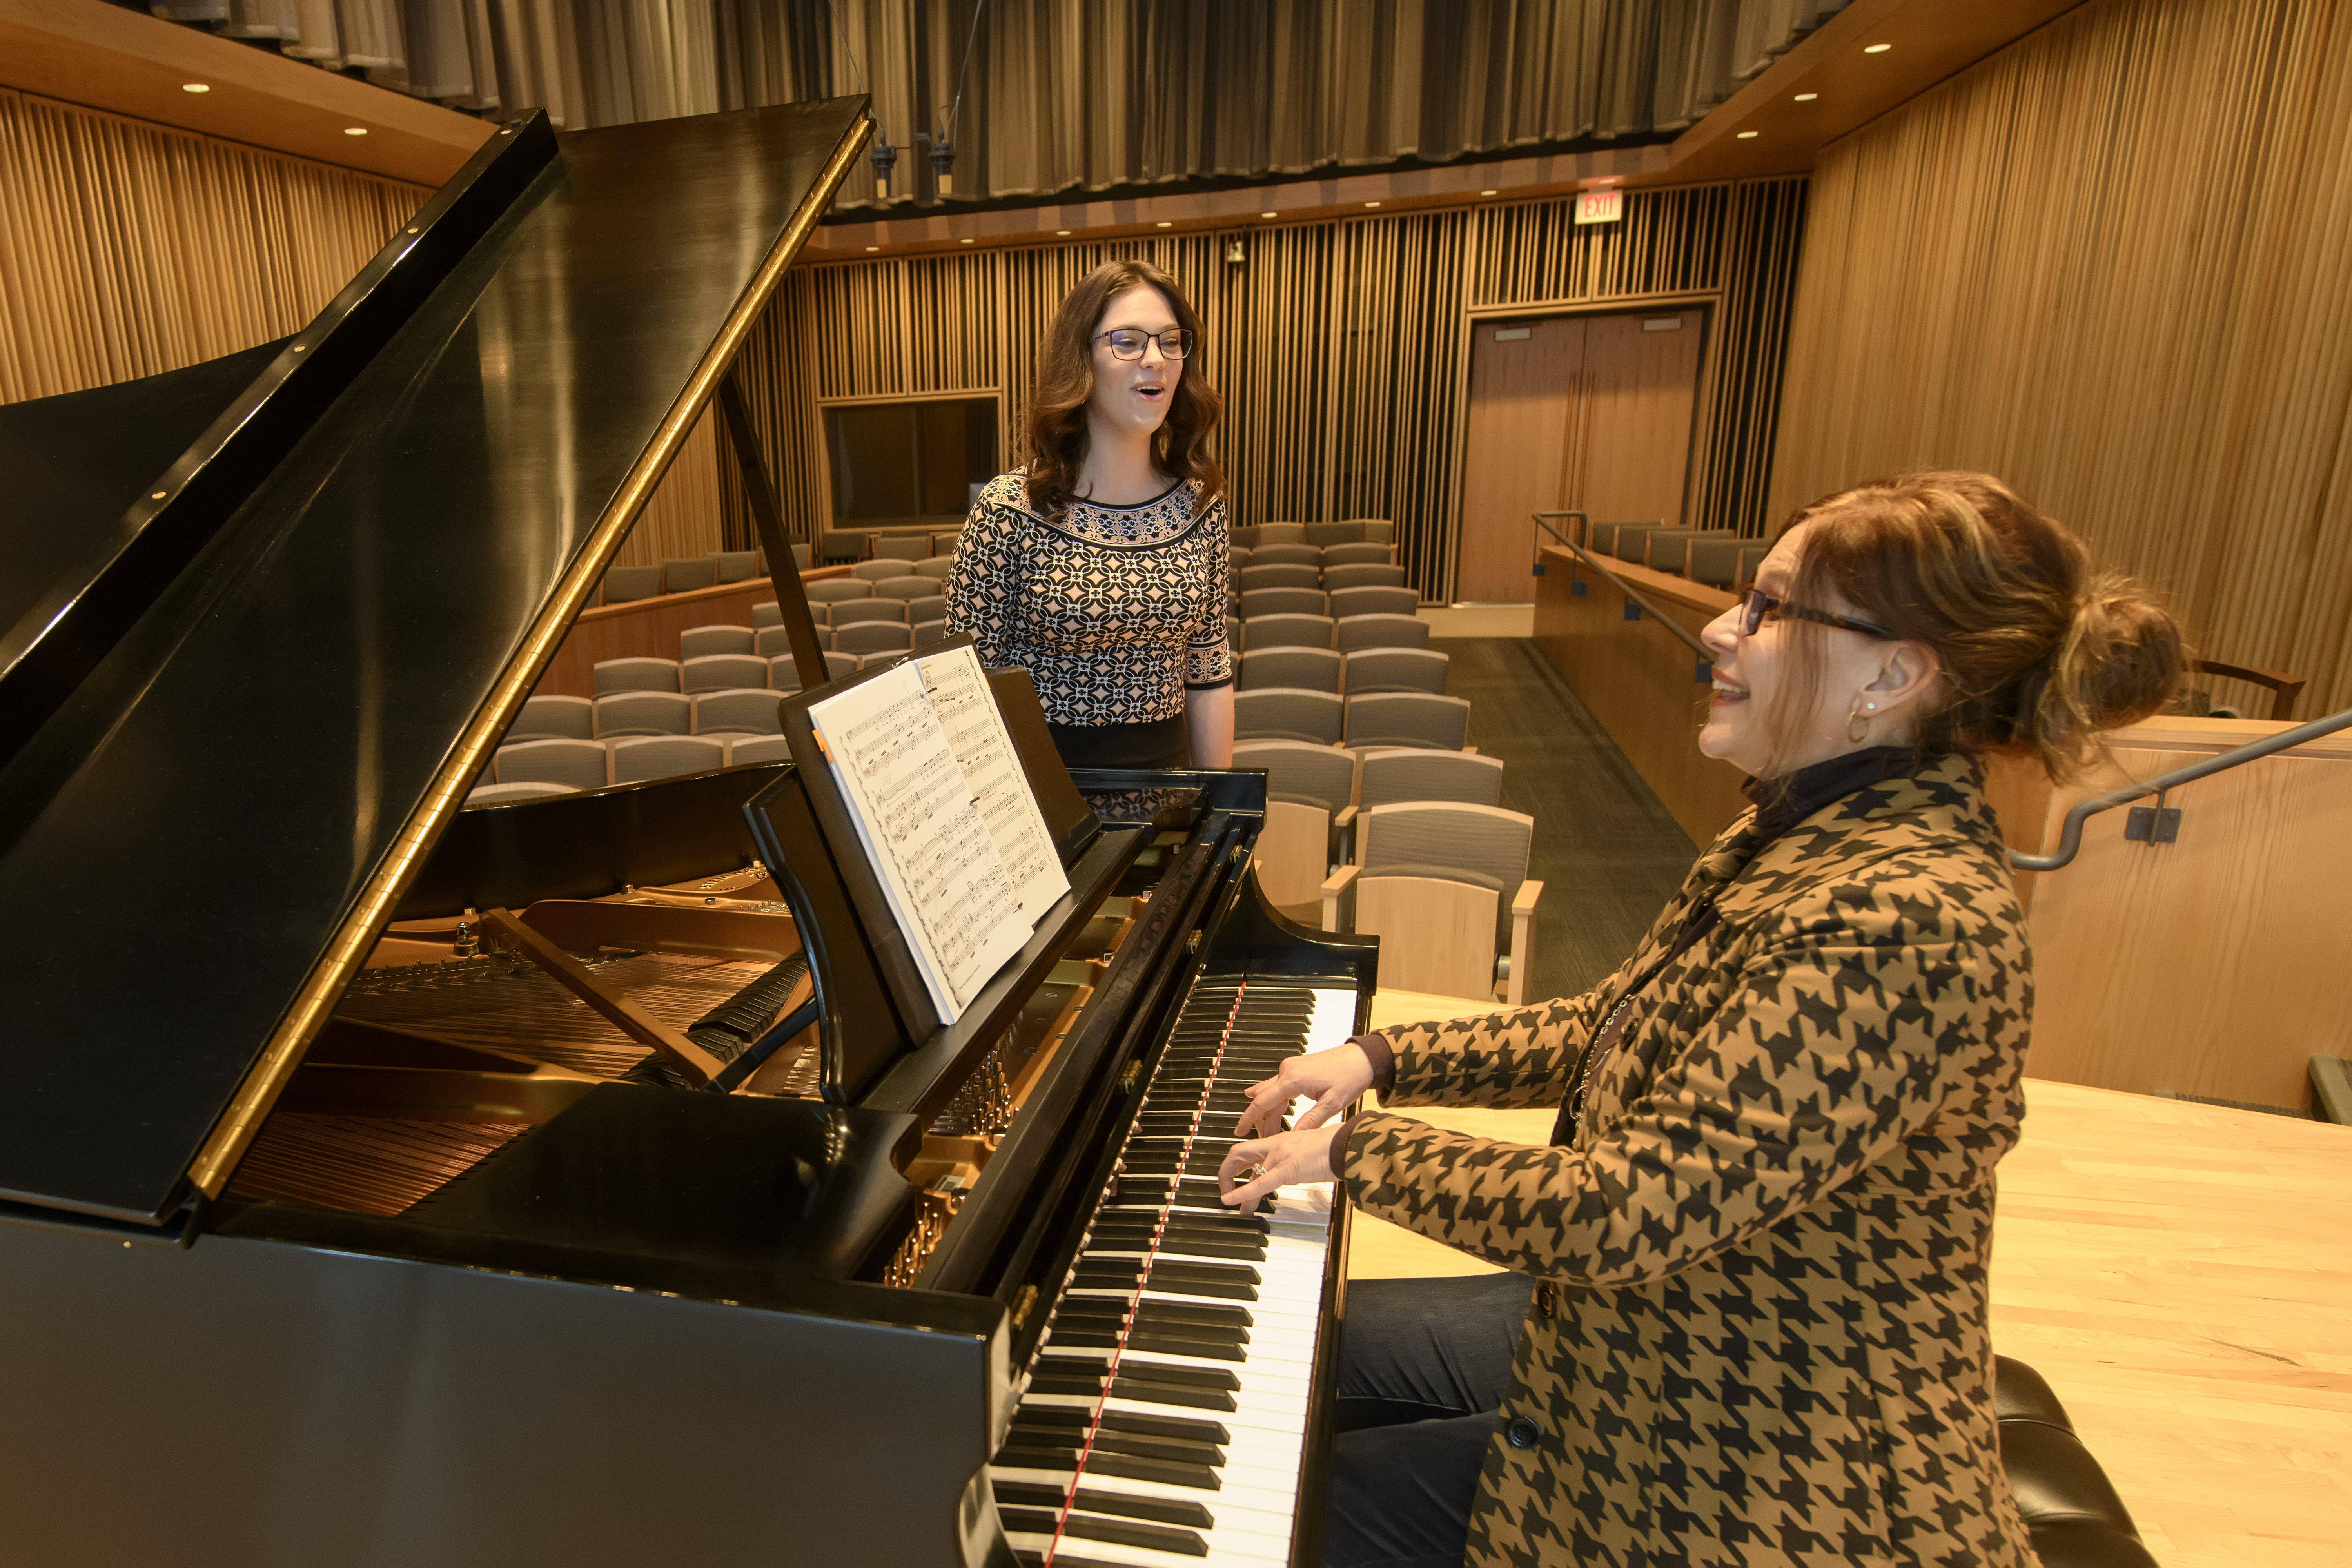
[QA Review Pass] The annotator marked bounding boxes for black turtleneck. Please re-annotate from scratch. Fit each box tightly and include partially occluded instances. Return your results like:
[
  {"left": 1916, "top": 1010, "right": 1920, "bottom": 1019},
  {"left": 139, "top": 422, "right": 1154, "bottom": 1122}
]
[{"left": 1743, "top": 746, "right": 1919, "bottom": 848}]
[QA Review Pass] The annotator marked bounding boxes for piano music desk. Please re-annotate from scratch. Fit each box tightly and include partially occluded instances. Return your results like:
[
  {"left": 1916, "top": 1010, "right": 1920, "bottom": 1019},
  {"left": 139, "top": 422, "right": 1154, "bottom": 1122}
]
[{"left": 1347, "top": 991, "right": 2352, "bottom": 1568}]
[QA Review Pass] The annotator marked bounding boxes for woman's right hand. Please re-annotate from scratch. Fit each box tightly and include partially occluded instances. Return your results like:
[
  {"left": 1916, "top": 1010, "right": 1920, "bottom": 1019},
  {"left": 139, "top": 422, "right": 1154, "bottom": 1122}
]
[{"left": 1233, "top": 1042, "right": 1377, "bottom": 1139}]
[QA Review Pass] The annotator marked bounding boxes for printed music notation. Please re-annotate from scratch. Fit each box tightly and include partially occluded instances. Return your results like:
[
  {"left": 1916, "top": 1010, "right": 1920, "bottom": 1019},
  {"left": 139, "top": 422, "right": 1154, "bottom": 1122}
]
[{"left": 805, "top": 648, "right": 1069, "bottom": 1024}]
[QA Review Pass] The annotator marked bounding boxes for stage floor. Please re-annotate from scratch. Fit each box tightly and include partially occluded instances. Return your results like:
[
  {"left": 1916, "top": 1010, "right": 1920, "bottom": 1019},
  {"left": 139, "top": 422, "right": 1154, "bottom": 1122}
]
[{"left": 1347, "top": 990, "right": 2352, "bottom": 1568}]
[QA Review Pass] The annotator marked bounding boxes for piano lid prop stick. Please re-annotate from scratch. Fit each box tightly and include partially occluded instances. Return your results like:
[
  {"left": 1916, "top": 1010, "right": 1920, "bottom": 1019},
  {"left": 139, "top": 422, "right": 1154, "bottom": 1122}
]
[
  {"left": 719, "top": 371, "right": 829, "bottom": 685},
  {"left": 479, "top": 907, "right": 730, "bottom": 1086}
]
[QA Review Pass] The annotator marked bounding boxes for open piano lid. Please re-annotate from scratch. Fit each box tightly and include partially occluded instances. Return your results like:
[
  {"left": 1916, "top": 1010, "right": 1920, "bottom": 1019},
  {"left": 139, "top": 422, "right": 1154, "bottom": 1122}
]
[{"left": 0, "top": 98, "right": 872, "bottom": 1228}]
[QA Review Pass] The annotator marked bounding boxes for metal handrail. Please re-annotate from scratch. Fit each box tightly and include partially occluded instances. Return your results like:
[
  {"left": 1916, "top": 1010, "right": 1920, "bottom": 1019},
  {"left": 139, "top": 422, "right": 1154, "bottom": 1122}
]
[
  {"left": 1531, "top": 510, "right": 1714, "bottom": 664},
  {"left": 1530, "top": 512, "right": 2352, "bottom": 875},
  {"left": 2008, "top": 704, "right": 2352, "bottom": 871}
]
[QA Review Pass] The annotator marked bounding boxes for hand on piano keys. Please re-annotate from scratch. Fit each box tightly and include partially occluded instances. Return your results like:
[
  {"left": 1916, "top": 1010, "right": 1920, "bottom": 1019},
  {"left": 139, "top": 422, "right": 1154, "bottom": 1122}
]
[
  {"left": 1229, "top": 1040, "right": 1378, "bottom": 1140},
  {"left": 1215, "top": 1126, "right": 1338, "bottom": 1217}
]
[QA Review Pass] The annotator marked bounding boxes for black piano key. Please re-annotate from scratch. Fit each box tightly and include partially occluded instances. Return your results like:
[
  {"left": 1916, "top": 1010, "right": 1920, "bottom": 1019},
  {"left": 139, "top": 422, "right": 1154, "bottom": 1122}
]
[
  {"left": 1099, "top": 1410, "right": 1232, "bottom": 1446},
  {"left": 1109, "top": 1377, "right": 1236, "bottom": 1412},
  {"left": 1136, "top": 1299, "right": 1252, "bottom": 1331},
  {"left": 1124, "top": 1328, "right": 1246, "bottom": 1361},
  {"left": 1033, "top": 1356, "right": 1110, "bottom": 1390},
  {"left": 999, "top": 1446, "right": 1219, "bottom": 1493},
  {"left": 998, "top": 1508, "right": 1210, "bottom": 1559},
  {"left": 1007, "top": 1423, "right": 1223, "bottom": 1468},
  {"left": 1029, "top": 1373, "right": 1109, "bottom": 1397},
  {"left": 992, "top": 1480, "right": 1216, "bottom": 1531}
]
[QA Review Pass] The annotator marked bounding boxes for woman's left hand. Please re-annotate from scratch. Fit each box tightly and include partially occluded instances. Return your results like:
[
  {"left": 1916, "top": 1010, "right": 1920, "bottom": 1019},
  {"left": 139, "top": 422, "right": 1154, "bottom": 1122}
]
[{"left": 1217, "top": 1124, "right": 1336, "bottom": 1216}]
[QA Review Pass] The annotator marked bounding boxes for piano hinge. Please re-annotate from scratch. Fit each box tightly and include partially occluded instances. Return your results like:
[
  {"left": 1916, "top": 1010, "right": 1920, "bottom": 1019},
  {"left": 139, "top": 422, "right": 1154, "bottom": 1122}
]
[
  {"left": 1186, "top": 929, "right": 1202, "bottom": 955},
  {"left": 1119, "top": 1060, "right": 1141, "bottom": 1094},
  {"left": 1011, "top": 1283, "right": 1038, "bottom": 1330}
]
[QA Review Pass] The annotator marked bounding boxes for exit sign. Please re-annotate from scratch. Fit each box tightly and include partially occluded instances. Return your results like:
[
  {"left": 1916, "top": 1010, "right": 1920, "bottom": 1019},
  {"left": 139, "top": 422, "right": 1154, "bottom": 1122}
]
[{"left": 1575, "top": 190, "right": 1623, "bottom": 225}]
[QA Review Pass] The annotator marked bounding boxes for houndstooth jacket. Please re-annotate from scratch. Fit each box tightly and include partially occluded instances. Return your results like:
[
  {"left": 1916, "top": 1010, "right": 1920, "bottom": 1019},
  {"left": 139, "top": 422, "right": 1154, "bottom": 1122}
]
[{"left": 1341, "top": 751, "right": 2040, "bottom": 1567}]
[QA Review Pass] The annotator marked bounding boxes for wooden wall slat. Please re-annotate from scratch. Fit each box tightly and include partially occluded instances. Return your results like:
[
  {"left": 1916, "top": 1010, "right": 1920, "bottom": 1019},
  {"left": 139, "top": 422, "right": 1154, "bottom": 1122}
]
[{"left": 1770, "top": 0, "right": 2352, "bottom": 719}]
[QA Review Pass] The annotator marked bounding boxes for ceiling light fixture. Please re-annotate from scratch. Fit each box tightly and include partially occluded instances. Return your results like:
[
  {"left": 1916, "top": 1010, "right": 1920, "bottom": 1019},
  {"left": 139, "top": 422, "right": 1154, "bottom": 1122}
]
[
  {"left": 865, "top": 245, "right": 880, "bottom": 252},
  {"left": 1794, "top": 92, "right": 1818, "bottom": 102},
  {"left": 1155, "top": 220, "right": 1172, "bottom": 228},
  {"left": 181, "top": 83, "right": 210, "bottom": 93},
  {"left": 343, "top": 126, "right": 368, "bottom": 136},
  {"left": 959, "top": 237, "right": 973, "bottom": 244},
  {"left": 1056, "top": 229, "right": 1071, "bottom": 236},
  {"left": 1737, "top": 131, "right": 1759, "bottom": 139},
  {"left": 1479, "top": 189, "right": 1498, "bottom": 196},
  {"left": 1259, "top": 211, "right": 1276, "bottom": 219},
  {"left": 1864, "top": 43, "right": 1891, "bottom": 53},
  {"left": 1363, "top": 200, "right": 1381, "bottom": 208}
]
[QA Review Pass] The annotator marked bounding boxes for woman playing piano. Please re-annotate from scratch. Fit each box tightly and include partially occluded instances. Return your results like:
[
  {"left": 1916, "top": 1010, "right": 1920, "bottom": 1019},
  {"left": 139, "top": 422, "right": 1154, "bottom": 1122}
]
[
  {"left": 946, "top": 260, "right": 1234, "bottom": 771},
  {"left": 1218, "top": 473, "right": 2183, "bottom": 1568}
]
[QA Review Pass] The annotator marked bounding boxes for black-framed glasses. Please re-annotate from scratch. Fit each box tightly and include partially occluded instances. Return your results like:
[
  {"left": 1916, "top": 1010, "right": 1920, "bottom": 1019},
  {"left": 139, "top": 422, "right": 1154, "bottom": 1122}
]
[
  {"left": 1739, "top": 589, "right": 1897, "bottom": 640},
  {"left": 1094, "top": 327, "right": 1195, "bottom": 361}
]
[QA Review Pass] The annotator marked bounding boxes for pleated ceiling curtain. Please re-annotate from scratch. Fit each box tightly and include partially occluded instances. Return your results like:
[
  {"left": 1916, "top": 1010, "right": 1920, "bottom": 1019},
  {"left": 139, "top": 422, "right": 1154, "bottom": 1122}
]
[{"left": 146, "top": 0, "right": 1848, "bottom": 201}]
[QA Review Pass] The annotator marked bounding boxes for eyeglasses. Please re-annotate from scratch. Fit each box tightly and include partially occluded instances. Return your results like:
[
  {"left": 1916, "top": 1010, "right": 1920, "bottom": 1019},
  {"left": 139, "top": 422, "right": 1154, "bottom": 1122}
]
[
  {"left": 1738, "top": 589, "right": 1896, "bottom": 640},
  {"left": 1094, "top": 327, "right": 1195, "bottom": 361}
]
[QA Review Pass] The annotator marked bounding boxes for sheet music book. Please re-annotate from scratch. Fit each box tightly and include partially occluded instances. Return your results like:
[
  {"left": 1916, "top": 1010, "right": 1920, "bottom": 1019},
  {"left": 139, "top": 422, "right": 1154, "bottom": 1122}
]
[{"left": 806, "top": 646, "right": 1071, "bottom": 1022}]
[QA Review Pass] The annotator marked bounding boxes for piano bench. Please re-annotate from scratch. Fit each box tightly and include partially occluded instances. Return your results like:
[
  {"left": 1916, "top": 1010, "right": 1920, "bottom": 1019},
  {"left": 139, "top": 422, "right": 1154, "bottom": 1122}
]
[{"left": 1994, "top": 1356, "right": 2159, "bottom": 1568}]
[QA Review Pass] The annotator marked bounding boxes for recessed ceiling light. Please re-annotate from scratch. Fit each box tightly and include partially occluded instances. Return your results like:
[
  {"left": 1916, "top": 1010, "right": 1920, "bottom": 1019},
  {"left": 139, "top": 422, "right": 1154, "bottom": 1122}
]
[
  {"left": 959, "top": 237, "right": 973, "bottom": 244},
  {"left": 1056, "top": 229, "right": 1071, "bottom": 236},
  {"left": 343, "top": 126, "right": 368, "bottom": 136},
  {"left": 1363, "top": 200, "right": 1381, "bottom": 208},
  {"left": 1794, "top": 92, "right": 1818, "bottom": 102},
  {"left": 1479, "top": 189, "right": 1498, "bottom": 196},
  {"left": 181, "top": 83, "right": 210, "bottom": 93},
  {"left": 865, "top": 245, "right": 880, "bottom": 252},
  {"left": 1259, "top": 211, "right": 1276, "bottom": 219},
  {"left": 1737, "top": 131, "right": 1759, "bottom": 139},
  {"left": 1864, "top": 42, "right": 1891, "bottom": 53},
  {"left": 1156, "top": 220, "right": 1172, "bottom": 228}
]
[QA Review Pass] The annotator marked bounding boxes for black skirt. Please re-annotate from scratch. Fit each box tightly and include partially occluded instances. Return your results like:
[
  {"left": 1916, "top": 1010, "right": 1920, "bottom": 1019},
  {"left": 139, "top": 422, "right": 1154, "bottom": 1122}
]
[{"left": 1047, "top": 713, "right": 1192, "bottom": 770}]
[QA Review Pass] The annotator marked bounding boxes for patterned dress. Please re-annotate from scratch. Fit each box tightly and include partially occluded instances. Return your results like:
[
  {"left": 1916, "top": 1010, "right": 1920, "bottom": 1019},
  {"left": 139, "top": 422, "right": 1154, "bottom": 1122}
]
[
  {"left": 1341, "top": 751, "right": 2040, "bottom": 1567},
  {"left": 944, "top": 471, "right": 1233, "bottom": 728}
]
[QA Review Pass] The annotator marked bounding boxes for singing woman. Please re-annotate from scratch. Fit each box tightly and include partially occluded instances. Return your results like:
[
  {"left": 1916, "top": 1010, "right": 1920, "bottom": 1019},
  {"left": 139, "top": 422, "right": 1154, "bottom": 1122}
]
[
  {"left": 1218, "top": 473, "right": 2184, "bottom": 1568},
  {"left": 946, "top": 260, "right": 1233, "bottom": 770}
]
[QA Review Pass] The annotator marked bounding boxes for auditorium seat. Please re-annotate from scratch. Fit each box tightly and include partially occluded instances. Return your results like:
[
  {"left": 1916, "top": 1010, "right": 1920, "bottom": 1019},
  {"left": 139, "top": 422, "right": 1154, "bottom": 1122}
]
[
  {"left": 1335, "top": 613, "right": 1430, "bottom": 652},
  {"left": 1360, "top": 519, "right": 1395, "bottom": 544},
  {"left": 929, "top": 531, "right": 961, "bottom": 557},
  {"left": 507, "top": 693, "right": 593, "bottom": 742},
  {"left": 1325, "top": 801, "right": 1539, "bottom": 1004},
  {"left": 820, "top": 529, "right": 871, "bottom": 562},
  {"left": 830, "top": 598, "right": 908, "bottom": 625},
  {"left": 662, "top": 556, "right": 717, "bottom": 593},
  {"left": 1605, "top": 521, "right": 1671, "bottom": 563},
  {"left": 1344, "top": 647, "right": 1449, "bottom": 695},
  {"left": 912, "top": 619, "right": 948, "bottom": 650},
  {"left": 682, "top": 653, "right": 767, "bottom": 693},
  {"left": 679, "top": 624, "right": 753, "bottom": 659},
  {"left": 903, "top": 595, "right": 947, "bottom": 626},
  {"left": 1358, "top": 747, "right": 1504, "bottom": 809},
  {"left": 1242, "top": 587, "right": 1328, "bottom": 619},
  {"left": 806, "top": 579, "right": 875, "bottom": 606},
  {"left": 1235, "top": 687, "right": 1345, "bottom": 746},
  {"left": 875, "top": 535, "right": 929, "bottom": 562},
  {"left": 1303, "top": 521, "right": 1361, "bottom": 548},
  {"left": 691, "top": 688, "right": 782, "bottom": 736},
  {"left": 1323, "top": 563, "right": 1407, "bottom": 592},
  {"left": 1995, "top": 1357, "right": 2160, "bottom": 1568},
  {"left": 1245, "top": 613, "right": 1336, "bottom": 651},
  {"left": 465, "top": 780, "right": 580, "bottom": 807},
  {"left": 1257, "top": 522, "right": 1307, "bottom": 545},
  {"left": 711, "top": 550, "right": 757, "bottom": 583},
  {"left": 592, "top": 690, "right": 690, "bottom": 738},
  {"left": 834, "top": 621, "right": 912, "bottom": 657},
  {"left": 914, "top": 556, "right": 955, "bottom": 581},
  {"left": 752, "top": 602, "right": 782, "bottom": 629},
  {"left": 874, "top": 577, "right": 934, "bottom": 600},
  {"left": 1240, "top": 647, "right": 1343, "bottom": 693},
  {"left": 728, "top": 734, "right": 792, "bottom": 766},
  {"left": 1329, "top": 585, "right": 1419, "bottom": 619},
  {"left": 610, "top": 735, "right": 727, "bottom": 785},
  {"left": 1684, "top": 536, "right": 1748, "bottom": 588},
  {"left": 851, "top": 559, "right": 908, "bottom": 581},
  {"left": 1320, "top": 541, "right": 1394, "bottom": 567},
  {"left": 592, "top": 656, "right": 682, "bottom": 694},
  {"left": 1645, "top": 528, "right": 1740, "bottom": 573},
  {"left": 1346, "top": 691, "right": 1470, "bottom": 750},
  {"left": 495, "top": 737, "right": 609, "bottom": 792},
  {"left": 1249, "top": 544, "right": 1321, "bottom": 569},
  {"left": 600, "top": 564, "right": 662, "bottom": 604},
  {"left": 771, "top": 652, "right": 856, "bottom": 690},
  {"left": 1233, "top": 738, "right": 1356, "bottom": 921},
  {"left": 753, "top": 626, "right": 797, "bottom": 657},
  {"left": 1240, "top": 562, "right": 1322, "bottom": 592},
  {"left": 1225, "top": 614, "right": 1243, "bottom": 651}
]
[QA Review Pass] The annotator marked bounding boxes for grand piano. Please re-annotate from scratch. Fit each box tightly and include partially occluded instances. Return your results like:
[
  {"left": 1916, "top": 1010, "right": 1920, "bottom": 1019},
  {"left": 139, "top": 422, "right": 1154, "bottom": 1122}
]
[{"left": 0, "top": 97, "right": 1375, "bottom": 1566}]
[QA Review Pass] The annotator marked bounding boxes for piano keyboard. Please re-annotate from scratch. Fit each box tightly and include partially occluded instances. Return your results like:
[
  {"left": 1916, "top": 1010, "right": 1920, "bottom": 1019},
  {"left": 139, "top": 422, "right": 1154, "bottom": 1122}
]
[{"left": 991, "top": 978, "right": 1358, "bottom": 1567}]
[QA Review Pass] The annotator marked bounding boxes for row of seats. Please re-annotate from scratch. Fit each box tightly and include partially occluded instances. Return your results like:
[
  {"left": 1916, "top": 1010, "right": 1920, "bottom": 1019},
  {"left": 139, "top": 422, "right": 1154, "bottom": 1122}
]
[
  {"left": 599, "top": 543, "right": 813, "bottom": 605},
  {"left": 1238, "top": 646, "right": 1446, "bottom": 695},
  {"left": 1230, "top": 612, "right": 1429, "bottom": 653},
  {"left": 1231, "top": 584, "right": 1418, "bottom": 621},
  {"left": 819, "top": 526, "right": 962, "bottom": 564},
  {"left": 1235, "top": 559, "right": 1405, "bottom": 592},
  {"left": 590, "top": 647, "right": 912, "bottom": 699},
  {"left": 474, "top": 731, "right": 791, "bottom": 802},
  {"left": 1236, "top": 689, "right": 1468, "bottom": 750},
  {"left": 1583, "top": 519, "right": 1767, "bottom": 590}
]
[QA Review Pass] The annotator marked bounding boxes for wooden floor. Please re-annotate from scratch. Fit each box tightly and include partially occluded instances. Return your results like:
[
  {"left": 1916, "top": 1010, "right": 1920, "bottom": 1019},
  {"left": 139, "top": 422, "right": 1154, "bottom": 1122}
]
[{"left": 1346, "top": 990, "right": 2352, "bottom": 1568}]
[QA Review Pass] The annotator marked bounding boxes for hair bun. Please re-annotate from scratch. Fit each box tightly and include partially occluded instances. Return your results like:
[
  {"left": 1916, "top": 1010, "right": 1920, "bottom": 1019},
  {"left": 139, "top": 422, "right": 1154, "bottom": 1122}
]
[{"left": 2030, "top": 571, "right": 2184, "bottom": 759}]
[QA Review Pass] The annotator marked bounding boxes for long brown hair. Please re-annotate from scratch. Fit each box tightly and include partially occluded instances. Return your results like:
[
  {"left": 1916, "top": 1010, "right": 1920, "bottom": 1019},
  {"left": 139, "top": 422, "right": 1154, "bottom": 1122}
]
[
  {"left": 1023, "top": 260, "right": 1223, "bottom": 516},
  {"left": 1769, "top": 472, "right": 2183, "bottom": 779}
]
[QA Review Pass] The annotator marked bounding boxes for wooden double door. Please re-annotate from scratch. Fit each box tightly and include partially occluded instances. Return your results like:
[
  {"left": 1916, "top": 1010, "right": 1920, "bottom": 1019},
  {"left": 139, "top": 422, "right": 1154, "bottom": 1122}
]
[{"left": 1455, "top": 307, "right": 1706, "bottom": 603}]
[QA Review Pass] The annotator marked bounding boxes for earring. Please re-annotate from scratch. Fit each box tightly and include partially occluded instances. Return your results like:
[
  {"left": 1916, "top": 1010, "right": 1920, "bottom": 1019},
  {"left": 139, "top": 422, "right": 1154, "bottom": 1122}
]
[{"left": 1847, "top": 704, "right": 1872, "bottom": 744}]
